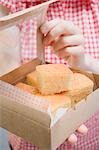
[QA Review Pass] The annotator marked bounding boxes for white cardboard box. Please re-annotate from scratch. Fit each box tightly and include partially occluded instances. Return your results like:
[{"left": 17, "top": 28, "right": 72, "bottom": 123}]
[{"left": 0, "top": 58, "right": 99, "bottom": 150}]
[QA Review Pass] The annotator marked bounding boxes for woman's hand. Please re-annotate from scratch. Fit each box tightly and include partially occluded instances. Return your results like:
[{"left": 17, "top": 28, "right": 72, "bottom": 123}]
[
  {"left": 40, "top": 19, "right": 99, "bottom": 74},
  {"left": 40, "top": 19, "right": 84, "bottom": 68}
]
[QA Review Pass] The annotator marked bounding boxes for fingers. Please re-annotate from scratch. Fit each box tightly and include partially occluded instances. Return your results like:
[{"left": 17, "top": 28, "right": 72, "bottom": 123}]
[
  {"left": 51, "top": 35, "right": 84, "bottom": 51},
  {"left": 77, "top": 124, "right": 88, "bottom": 134},
  {"left": 54, "top": 45, "right": 84, "bottom": 59},
  {"left": 54, "top": 47, "right": 69, "bottom": 58},
  {"left": 40, "top": 19, "right": 84, "bottom": 63},
  {"left": 40, "top": 19, "right": 82, "bottom": 46},
  {"left": 68, "top": 134, "right": 77, "bottom": 144},
  {"left": 66, "top": 45, "right": 84, "bottom": 56},
  {"left": 67, "top": 124, "right": 88, "bottom": 144}
]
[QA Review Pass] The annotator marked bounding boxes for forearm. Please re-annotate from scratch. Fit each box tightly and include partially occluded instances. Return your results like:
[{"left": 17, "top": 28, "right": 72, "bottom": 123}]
[{"left": 84, "top": 54, "right": 99, "bottom": 74}]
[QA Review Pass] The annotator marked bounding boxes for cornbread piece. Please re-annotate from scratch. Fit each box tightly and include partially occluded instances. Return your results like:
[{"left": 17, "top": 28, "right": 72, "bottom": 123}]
[
  {"left": 16, "top": 82, "right": 38, "bottom": 94},
  {"left": 65, "top": 73, "right": 94, "bottom": 105},
  {"left": 26, "top": 71, "right": 37, "bottom": 87},
  {"left": 16, "top": 82, "right": 71, "bottom": 113},
  {"left": 37, "top": 93, "right": 71, "bottom": 113},
  {"left": 26, "top": 70, "right": 94, "bottom": 106},
  {"left": 36, "top": 64, "right": 73, "bottom": 95}
]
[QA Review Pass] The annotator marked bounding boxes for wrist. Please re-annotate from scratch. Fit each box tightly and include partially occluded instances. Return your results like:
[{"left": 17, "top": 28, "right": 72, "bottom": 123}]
[
  {"left": 69, "top": 54, "right": 99, "bottom": 75},
  {"left": 76, "top": 54, "right": 99, "bottom": 75},
  {"left": 84, "top": 54, "right": 99, "bottom": 75}
]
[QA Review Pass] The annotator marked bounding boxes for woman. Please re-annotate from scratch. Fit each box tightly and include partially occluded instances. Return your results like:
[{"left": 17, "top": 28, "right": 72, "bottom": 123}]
[{"left": 0, "top": 0, "right": 99, "bottom": 149}]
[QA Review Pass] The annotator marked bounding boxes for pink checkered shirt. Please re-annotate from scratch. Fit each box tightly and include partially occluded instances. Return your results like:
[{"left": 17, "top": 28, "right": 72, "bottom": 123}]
[{"left": 0, "top": 0, "right": 99, "bottom": 149}]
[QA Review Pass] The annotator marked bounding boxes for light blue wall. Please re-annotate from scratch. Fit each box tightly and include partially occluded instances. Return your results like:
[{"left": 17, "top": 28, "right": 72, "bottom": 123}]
[{"left": 0, "top": 128, "right": 10, "bottom": 150}]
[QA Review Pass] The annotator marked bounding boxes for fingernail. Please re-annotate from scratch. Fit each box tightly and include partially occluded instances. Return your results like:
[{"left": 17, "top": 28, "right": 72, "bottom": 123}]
[
  {"left": 77, "top": 125, "right": 88, "bottom": 134},
  {"left": 68, "top": 134, "right": 77, "bottom": 144}
]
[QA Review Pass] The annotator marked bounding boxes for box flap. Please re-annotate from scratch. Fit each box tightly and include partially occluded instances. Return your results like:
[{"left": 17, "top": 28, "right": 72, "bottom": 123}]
[
  {"left": 0, "top": 58, "right": 41, "bottom": 84},
  {"left": 0, "top": 0, "right": 57, "bottom": 30},
  {"left": 0, "top": 0, "right": 58, "bottom": 64}
]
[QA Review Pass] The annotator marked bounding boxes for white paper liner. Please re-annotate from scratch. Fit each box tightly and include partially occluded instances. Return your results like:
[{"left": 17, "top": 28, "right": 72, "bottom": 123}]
[
  {"left": 0, "top": 80, "right": 50, "bottom": 114},
  {"left": 51, "top": 108, "right": 68, "bottom": 127}
]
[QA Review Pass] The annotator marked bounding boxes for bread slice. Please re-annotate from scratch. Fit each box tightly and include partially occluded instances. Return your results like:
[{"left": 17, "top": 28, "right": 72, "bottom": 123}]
[
  {"left": 16, "top": 82, "right": 71, "bottom": 113},
  {"left": 37, "top": 93, "right": 71, "bottom": 113},
  {"left": 26, "top": 71, "right": 37, "bottom": 87},
  {"left": 16, "top": 82, "right": 38, "bottom": 94},
  {"left": 36, "top": 64, "right": 73, "bottom": 95},
  {"left": 26, "top": 71, "right": 94, "bottom": 106},
  {"left": 65, "top": 73, "right": 94, "bottom": 105}
]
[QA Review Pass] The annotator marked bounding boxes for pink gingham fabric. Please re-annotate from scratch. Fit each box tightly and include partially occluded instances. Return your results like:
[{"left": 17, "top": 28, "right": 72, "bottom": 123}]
[{"left": 0, "top": 0, "right": 99, "bottom": 149}]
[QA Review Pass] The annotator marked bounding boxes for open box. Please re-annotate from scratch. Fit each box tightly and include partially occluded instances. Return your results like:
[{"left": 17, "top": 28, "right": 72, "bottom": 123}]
[{"left": 0, "top": 1, "right": 99, "bottom": 150}]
